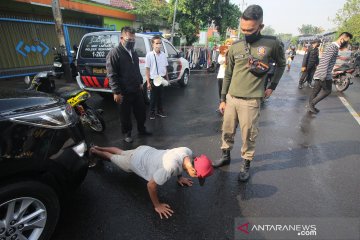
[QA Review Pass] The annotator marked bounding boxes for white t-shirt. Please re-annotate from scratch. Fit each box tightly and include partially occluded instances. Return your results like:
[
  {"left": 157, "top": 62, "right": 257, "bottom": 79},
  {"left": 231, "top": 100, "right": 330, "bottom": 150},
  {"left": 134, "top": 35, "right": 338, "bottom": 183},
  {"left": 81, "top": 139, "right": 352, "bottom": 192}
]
[
  {"left": 145, "top": 51, "right": 168, "bottom": 79},
  {"left": 130, "top": 146, "right": 193, "bottom": 185},
  {"left": 217, "top": 54, "right": 226, "bottom": 79}
]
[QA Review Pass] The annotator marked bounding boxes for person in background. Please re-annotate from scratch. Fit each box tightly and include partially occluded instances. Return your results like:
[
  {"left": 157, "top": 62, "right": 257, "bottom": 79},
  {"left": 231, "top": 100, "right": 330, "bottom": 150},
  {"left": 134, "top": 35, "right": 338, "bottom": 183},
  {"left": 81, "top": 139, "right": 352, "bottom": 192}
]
[
  {"left": 286, "top": 45, "right": 296, "bottom": 71},
  {"left": 298, "top": 39, "right": 321, "bottom": 89},
  {"left": 145, "top": 35, "right": 169, "bottom": 120},
  {"left": 106, "top": 26, "right": 152, "bottom": 143},
  {"left": 216, "top": 39, "right": 233, "bottom": 105},
  {"left": 308, "top": 32, "right": 353, "bottom": 114}
]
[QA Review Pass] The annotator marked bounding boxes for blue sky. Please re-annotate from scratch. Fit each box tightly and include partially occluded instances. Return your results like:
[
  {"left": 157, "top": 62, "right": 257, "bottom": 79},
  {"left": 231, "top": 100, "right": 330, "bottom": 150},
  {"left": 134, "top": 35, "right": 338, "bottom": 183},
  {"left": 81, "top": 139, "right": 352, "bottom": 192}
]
[{"left": 230, "top": 0, "right": 347, "bottom": 35}]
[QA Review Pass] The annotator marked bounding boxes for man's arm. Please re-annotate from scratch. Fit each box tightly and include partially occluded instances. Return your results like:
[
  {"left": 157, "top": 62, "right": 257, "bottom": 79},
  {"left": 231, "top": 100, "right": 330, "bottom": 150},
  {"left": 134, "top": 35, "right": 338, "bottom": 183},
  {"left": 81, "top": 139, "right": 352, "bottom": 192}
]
[
  {"left": 106, "top": 49, "right": 123, "bottom": 95},
  {"left": 221, "top": 47, "right": 235, "bottom": 102},
  {"left": 269, "top": 39, "right": 286, "bottom": 91},
  {"left": 147, "top": 179, "right": 174, "bottom": 219}
]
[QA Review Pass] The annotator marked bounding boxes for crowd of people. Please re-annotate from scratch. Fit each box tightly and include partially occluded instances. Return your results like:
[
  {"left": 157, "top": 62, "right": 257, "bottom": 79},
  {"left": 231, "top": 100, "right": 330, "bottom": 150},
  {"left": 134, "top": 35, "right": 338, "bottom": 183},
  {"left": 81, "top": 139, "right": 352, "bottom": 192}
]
[{"left": 97, "top": 4, "right": 352, "bottom": 219}]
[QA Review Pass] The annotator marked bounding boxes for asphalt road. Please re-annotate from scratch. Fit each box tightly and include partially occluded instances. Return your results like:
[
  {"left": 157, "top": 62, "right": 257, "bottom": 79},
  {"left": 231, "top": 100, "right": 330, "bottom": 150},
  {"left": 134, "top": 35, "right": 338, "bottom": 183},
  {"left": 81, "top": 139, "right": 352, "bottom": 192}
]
[{"left": 50, "top": 55, "right": 360, "bottom": 240}]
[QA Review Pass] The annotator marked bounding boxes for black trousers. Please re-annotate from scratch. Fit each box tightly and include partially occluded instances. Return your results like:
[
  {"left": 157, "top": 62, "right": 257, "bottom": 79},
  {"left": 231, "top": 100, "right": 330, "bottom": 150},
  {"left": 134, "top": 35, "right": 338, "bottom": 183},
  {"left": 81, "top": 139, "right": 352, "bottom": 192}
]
[
  {"left": 150, "top": 79, "right": 164, "bottom": 113},
  {"left": 309, "top": 80, "right": 332, "bottom": 106},
  {"left": 299, "top": 66, "right": 316, "bottom": 85},
  {"left": 119, "top": 91, "right": 146, "bottom": 134},
  {"left": 217, "top": 78, "right": 223, "bottom": 100}
]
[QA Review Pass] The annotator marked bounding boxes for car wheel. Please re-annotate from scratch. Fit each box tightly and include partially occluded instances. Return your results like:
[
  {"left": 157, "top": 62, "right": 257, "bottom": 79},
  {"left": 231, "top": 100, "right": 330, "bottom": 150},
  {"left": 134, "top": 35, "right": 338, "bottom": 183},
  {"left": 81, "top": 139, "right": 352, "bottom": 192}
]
[
  {"left": 0, "top": 181, "right": 60, "bottom": 240},
  {"left": 178, "top": 70, "right": 189, "bottom": 87}
]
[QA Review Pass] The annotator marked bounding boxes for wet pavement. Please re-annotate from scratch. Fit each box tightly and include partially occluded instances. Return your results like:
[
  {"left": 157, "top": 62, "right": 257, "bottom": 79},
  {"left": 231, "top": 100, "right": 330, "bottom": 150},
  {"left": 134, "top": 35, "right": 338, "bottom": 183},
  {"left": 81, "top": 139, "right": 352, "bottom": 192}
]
[{"left": 7, "top": 56, "right": 359, "bottom": 240}]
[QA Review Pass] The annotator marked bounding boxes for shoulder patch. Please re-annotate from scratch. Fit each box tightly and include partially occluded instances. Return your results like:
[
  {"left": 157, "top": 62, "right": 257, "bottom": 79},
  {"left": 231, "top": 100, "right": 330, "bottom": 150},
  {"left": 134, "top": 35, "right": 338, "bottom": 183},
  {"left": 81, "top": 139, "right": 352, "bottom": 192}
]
[{"left": 257, "top": 46, "right": 267, "bottom": 56}]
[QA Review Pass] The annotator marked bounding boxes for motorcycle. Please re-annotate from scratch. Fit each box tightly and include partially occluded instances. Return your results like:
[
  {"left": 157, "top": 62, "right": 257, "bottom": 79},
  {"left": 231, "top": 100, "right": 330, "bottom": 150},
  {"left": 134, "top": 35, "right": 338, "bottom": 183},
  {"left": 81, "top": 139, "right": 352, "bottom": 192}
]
[
  {"left": 332, "top": 64, "right": 355, "bottom": 92},
  {"left": 25, "top": 71, "right": 106, "bottom": 133},
  {"left": 52, "top": 47, "right": 64, "bottom": 79}
]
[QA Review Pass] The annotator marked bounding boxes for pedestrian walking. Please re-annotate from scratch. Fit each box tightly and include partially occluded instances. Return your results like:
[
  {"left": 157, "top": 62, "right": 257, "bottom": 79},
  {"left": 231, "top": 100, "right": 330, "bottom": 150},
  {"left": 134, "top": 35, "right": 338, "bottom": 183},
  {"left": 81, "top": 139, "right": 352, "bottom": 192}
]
[
  {"left": 106, "top": 26, "right": 152, "bottom": 143},
  {"left": 216, "top": 39, "right": 233, "bottom": 104},
  {"left": 212, "top": 5, "right": 286, "bottom": 182},
  {"left": 286, "top": 46, "right": 296, "bottom": 71},
  {"left": 298, "top": 39, "right": 321, "bottom": 89},
  {"left": 308, "top": 32, "right": 353, "bottom": 114},
  {"left": 89, "top": 145, "right": 213, "bottom": 219},
  {"left": 145, "top": 36, "right": 169, "bottom": 120}
]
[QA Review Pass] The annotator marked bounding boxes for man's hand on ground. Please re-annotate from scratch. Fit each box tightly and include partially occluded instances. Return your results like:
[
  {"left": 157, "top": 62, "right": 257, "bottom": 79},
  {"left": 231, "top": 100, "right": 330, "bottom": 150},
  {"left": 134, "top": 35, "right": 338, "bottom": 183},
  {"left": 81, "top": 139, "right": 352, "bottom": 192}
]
[
  {"left": 177, "top": 177, "right": 193, "bottom": 187},
  {"left": 154, "top": 203, "right": 174, "bottom": 219}
]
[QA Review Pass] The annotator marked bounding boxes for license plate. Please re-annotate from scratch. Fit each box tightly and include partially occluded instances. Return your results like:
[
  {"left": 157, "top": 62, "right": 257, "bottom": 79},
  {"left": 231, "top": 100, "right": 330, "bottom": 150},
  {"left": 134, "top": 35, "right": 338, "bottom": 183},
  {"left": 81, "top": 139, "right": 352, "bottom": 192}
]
[{"left": 93, "top": 67, "right": 106, "bottom": 74}]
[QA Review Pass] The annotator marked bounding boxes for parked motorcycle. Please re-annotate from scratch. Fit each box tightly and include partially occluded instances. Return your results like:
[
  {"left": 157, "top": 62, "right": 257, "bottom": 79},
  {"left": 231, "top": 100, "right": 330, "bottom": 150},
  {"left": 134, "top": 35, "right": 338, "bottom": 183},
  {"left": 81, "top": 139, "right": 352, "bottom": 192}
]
[
  {"left": 332, "top": 64, "right": 354, "bottom": 92},
  {"left": 25, "top": 71, "right": 106, "bottom": 132},
  {"left": 52, "top": 47, "right": 64, "bottom": 79}
]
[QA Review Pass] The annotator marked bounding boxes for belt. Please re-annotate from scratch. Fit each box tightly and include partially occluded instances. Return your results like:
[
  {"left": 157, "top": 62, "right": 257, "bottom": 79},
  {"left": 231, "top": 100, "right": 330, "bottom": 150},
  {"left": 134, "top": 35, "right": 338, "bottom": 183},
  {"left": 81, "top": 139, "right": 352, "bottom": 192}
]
[{"left": 231, "top": 95, "right": 253, "bottom": 100}]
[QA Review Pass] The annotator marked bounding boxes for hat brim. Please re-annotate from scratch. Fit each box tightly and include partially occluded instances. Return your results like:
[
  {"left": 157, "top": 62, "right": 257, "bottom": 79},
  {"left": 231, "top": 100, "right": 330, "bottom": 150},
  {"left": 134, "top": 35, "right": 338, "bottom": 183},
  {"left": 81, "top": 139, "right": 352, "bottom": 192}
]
[{"left": 198, "top": 177, "right": 206, "bottom": 186}]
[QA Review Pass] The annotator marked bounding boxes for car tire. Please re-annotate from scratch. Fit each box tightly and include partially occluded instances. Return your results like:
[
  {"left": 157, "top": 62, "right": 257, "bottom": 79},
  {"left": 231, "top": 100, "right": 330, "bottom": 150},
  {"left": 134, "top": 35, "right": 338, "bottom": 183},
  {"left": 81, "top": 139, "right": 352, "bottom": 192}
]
[
  {"left": 178, "top": 70, "right": 189, "bottom": 87},
  {"left": 0, "top": 181, "right": 60, "bottom": 240}
]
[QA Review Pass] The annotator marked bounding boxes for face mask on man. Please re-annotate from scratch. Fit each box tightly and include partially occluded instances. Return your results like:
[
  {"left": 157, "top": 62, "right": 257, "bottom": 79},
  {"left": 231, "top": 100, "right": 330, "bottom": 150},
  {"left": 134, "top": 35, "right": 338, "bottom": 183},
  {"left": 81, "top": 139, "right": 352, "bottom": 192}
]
[
  {"left": 340, "top": 39, "right": 349, "bottom": 49},
  {"left": 124, "top": 40, "right": 135, "bottom": 51},
  {"left": 245, "top": 28, "right": 262, "bottom": 44}
]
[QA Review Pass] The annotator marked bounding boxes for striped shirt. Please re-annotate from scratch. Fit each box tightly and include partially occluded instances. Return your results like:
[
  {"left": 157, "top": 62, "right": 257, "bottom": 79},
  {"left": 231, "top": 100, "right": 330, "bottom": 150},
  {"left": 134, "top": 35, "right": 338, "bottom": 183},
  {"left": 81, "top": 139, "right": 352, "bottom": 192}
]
[{"left": 313, "top": 42, "right": 340, "bottom": 81}]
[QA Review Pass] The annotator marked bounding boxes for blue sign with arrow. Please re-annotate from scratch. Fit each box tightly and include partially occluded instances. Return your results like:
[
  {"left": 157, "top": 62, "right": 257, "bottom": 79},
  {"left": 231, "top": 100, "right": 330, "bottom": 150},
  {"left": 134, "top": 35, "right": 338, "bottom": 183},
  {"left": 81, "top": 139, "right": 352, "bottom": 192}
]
[{"left": 16, "top": 40, "right": 49, "bottom": 57}]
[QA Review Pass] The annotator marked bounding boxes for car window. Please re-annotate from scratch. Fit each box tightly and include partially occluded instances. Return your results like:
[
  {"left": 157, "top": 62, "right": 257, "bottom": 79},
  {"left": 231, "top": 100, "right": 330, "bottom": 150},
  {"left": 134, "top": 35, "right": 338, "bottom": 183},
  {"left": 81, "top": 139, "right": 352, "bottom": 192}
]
[
  {"left": 135, "top": 37, "right": 147, "bottom": 57},
  {"left": 164, "top": 42, "right": 178, "bottom": 57},
  {"left": 80, "top": 34, "right": 119, "bottom": 58}
]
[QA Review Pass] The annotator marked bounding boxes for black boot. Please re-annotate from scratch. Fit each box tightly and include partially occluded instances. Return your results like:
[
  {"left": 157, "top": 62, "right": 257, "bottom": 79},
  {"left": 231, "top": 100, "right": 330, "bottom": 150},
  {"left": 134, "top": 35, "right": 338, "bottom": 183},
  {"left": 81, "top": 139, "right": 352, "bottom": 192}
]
[
  {"left": 212, "top": 149, "right": 231, "bottom": 168},
  {"left": 238, "top": 159, "right": 251, "bottom": 182}
]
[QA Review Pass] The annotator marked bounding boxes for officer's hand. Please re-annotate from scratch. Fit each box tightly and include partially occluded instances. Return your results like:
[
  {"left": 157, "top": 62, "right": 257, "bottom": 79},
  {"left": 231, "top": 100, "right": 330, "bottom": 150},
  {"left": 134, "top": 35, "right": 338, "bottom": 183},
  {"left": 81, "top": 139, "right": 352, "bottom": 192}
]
[
  {"left": 147, "top": 82, "right": 152, "bottom": 90},
  {"left": 264, "top": 89, "right": 273, "bottom": 98},
  {"left": 301, "top": 67, "right": 306, "bottom": 72},
  {"left": 114, "top": 94, "right": 122, "bottom": 104},
  {"left": 219, "top": 102, "right": 226, "bottom": 115}
]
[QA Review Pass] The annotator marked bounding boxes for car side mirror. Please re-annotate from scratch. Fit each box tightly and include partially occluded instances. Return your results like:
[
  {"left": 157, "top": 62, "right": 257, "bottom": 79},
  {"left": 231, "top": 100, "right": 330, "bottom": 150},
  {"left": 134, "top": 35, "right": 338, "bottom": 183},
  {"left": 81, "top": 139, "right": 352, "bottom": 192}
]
[{"left": 178, "top": 52, "right": 184, "bottom": 58}]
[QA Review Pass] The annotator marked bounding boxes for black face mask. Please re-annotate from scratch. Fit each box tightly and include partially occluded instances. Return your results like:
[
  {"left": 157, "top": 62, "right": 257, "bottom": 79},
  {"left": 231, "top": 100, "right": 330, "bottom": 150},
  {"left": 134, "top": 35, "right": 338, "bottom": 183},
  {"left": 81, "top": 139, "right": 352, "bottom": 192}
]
[
  {"left": 340, "top": 40, "right": 349, "bottom": 49},
  {"left": 245, "top": 29, "right": 261, "bottom": 44},
  {"left": 124, "top": 40, "right": 135, "bottom": 51}
]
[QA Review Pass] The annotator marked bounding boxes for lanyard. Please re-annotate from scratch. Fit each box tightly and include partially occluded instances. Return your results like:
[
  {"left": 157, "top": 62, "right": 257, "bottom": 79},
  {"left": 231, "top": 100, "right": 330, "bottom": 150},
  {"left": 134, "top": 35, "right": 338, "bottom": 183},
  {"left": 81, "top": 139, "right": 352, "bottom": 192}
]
[{"left": 153, "top": 53, "right": 159, "bottom": 75}]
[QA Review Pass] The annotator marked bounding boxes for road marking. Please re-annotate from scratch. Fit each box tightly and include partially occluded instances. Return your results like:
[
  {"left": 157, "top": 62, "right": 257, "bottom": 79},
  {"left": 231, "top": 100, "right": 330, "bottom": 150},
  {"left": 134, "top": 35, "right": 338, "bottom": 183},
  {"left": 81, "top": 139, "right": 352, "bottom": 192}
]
[{"left": 338, "top": 96, "right": 360, "bottom": 125}]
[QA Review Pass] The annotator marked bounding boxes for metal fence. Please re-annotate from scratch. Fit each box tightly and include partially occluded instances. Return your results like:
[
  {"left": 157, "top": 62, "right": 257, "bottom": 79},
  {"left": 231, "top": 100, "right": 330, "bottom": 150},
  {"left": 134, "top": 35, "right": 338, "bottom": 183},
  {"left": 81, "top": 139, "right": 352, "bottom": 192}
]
[{"left": 0, "top": 17, "right": 111, "bottom": 79}]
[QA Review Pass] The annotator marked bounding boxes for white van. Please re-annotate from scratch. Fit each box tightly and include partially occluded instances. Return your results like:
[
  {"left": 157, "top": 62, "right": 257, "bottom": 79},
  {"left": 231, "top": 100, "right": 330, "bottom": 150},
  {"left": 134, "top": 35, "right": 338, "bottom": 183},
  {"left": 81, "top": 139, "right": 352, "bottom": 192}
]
[{"left": 75, "top": 31, "right": 190, "bottom": 99}]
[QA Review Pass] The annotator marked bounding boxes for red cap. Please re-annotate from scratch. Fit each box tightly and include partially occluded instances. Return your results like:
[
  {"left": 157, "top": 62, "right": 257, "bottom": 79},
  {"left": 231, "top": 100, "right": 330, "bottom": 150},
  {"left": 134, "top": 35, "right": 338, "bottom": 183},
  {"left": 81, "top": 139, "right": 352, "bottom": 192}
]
[{"left": 194, "top": 154, "right": 214, "bottom": 186}]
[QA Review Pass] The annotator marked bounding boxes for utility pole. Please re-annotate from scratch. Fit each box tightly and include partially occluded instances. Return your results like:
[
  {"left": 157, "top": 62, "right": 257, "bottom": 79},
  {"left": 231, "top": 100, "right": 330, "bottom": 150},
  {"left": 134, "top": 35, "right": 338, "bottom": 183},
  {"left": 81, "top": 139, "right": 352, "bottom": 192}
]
[
  {"left": 51, "top": 0, "right": 71, "bottom": 81},
  {"left": 170, "top": 0, "right": 178, "bottom": 44}
]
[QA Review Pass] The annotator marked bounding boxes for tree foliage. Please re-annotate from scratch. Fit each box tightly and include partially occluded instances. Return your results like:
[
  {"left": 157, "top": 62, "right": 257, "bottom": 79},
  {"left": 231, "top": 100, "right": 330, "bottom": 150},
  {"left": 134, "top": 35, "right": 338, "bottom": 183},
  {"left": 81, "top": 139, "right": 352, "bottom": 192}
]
[
  {"left": 129, "top": 0, "right": 241, "bottom": 45},
  {"left": 261, "top": 26, "right": 276, "bottom": 36},
  {"left": 334, "top": 0, "right": 360, "bottom": 42},
  {"left": 128, "top": 0, "right": 169, "bottom": 31},
  {"left": 298, "top": 24, "right": 324, "bottom": 35}
]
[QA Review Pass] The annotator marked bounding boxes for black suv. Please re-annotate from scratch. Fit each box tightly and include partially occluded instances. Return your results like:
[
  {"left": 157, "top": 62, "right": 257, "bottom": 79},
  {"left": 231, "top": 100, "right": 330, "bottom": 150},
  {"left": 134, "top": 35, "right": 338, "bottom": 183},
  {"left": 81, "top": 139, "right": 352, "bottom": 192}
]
[{"left": 0, "top": 88, "right": 88, "bottom": 240}]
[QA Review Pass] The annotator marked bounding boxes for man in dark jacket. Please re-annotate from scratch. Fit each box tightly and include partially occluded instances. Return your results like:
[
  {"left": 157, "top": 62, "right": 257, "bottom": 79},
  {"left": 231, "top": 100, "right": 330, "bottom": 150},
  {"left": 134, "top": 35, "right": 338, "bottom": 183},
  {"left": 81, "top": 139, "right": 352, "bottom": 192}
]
[
  {"left": 106, "top": 26, "right": 151, "bottom": 143},
  {"left": 298, "top": 39, "right": 321, "bottom": 89}
]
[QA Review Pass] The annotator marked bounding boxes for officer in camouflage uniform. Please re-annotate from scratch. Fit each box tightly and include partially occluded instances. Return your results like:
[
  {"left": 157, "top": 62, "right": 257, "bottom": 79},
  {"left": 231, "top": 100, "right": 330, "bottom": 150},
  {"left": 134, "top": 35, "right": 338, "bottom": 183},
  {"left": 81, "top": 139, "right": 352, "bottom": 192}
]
[{"left": 212, "top": 5, "right": 286, "bottom": 182}]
